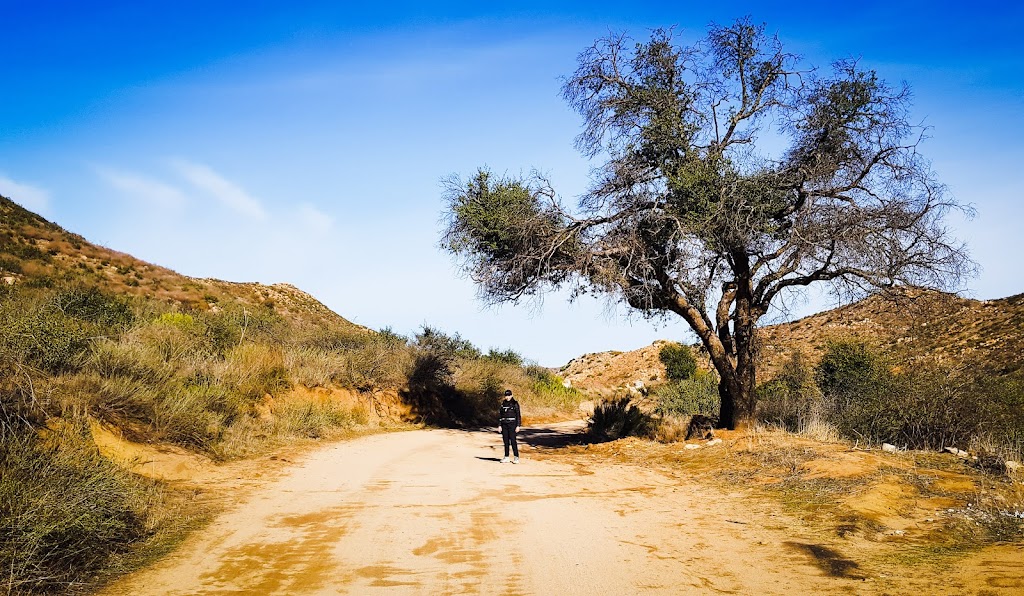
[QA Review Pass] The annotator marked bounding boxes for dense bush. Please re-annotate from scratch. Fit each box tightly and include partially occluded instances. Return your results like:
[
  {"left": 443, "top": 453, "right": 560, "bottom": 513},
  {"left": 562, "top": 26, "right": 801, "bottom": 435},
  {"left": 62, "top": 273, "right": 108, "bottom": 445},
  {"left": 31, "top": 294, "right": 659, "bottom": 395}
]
[
  {"left": 815, "top": 340, "right": 891, "bottom": 405},
  {"left": 654, "top": 370, "right": 720, "bottom": 418},
  {"left": 974, "top": 374, "right": 1024, "bottom": 455},
  {"left": 51, "top": 286, "right": 134, "bottom": 329},
  {"left": 589, "top": 396, "right": 656, "bottom": 441},
  {"left": 658, "top": 342, "right": 697, "bottom": 381},
  {"left": 341, "top": 333, "right": 412, "bottom": 391},
  {"left": 1, "top": 296, "right": 87, "bottom": 374},
  {"left": 812, "top": 340, "right": 897, "bottom": 441},
  {"left": 756, "top": 352, "right": 823, "bottom": 431},
  {"left": 0, "top": 256, "right": 23, "bottom": 273},
  {"left": 0, "top": 286, "right": 133, "bottom": 376},
  {"left": 789, "top": 339, "right": 1022, "bottom": 453},
  {"left": 0, "top": 424, "right": 156, "bottom": 594},
  {"left": 403, "top": 326, "right": 586, "bottom": 426},
  {"left": 483, "top": 348, "right": 523, "bottom": 366},
  {"left": 525, "top": 366, "right": 583, "bottom": 411},
  {"left": 414, "top": 326, "right": 480, "bottom": 360}
]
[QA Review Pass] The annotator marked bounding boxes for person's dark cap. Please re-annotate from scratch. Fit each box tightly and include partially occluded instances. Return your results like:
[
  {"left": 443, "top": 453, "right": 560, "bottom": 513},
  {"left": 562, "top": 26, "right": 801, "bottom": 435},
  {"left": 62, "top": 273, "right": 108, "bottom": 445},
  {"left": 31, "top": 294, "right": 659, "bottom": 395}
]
[{"left": 504, "top": 389, "right": 513, "bottom": 396}]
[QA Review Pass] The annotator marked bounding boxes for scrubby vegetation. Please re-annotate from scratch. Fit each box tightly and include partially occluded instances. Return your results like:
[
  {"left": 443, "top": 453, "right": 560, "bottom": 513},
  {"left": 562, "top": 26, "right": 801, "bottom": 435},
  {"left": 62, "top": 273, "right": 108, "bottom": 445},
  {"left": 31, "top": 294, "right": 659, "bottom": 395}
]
[
  {"left": 653, "top": 370, "right": 720, "bottom": 419},
  {"left": 658, "top": 342, "right": 697, "bottom": 382},
  {"left": 0, "top": 273, "right": 585, "bottom": 593},
  {"left": 756, "top": 339, "right": 1024, "bottom": 460},
  {"left": 589, "top": 397, "right": 656, "bottom": 441},
  {"left": 0, "top": 422, "right": 166, "bottom": 595},
  {"left": 593, "top": 335, "right": 1023, "bottom": 463},
  {"left": 406, "top": 325, "right": 586, "bottom": 426}
]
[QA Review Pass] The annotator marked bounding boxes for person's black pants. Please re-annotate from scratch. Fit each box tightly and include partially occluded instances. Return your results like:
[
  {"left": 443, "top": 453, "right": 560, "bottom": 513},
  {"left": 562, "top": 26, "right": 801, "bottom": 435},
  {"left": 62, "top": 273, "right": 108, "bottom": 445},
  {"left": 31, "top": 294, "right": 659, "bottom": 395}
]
[{"left": 501, "top": 423, "right": 519, "bottom": 457}]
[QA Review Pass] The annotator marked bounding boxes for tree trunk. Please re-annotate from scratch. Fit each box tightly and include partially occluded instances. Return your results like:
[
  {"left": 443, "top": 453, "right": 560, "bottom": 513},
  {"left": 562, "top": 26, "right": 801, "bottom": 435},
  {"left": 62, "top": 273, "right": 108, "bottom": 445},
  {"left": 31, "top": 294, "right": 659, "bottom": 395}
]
[
  {"left": 732, "top": 295, "right": 758, "bottom": 429},
  {"left": 718, "top": 377, "right": 736, "bottom": 430},
  {"left": 712, "top": 296, "right": 759, "bottom": 430}
]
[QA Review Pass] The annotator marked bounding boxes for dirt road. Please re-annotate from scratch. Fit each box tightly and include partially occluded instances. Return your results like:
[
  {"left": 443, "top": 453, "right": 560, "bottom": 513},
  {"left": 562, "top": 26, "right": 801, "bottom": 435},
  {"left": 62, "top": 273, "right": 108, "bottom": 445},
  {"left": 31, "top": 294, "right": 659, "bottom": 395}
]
[{"left": 103, "top": 422, "right": 1021, "bottom": 595}]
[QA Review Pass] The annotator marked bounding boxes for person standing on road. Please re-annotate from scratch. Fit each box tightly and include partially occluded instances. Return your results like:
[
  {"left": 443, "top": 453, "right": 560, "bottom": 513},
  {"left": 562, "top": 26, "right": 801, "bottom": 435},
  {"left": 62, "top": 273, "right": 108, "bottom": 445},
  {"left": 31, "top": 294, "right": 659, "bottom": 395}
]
[{"left": 499, "top": 389, "right": 521, "bottom": 464}]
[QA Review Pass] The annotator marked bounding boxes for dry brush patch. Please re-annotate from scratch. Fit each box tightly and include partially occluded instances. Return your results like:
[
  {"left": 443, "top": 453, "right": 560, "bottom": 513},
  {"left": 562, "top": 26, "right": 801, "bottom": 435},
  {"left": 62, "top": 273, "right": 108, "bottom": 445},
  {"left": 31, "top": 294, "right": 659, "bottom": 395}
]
[{"left": 536, "top": 427, "right": 1024, "bottom": 578}]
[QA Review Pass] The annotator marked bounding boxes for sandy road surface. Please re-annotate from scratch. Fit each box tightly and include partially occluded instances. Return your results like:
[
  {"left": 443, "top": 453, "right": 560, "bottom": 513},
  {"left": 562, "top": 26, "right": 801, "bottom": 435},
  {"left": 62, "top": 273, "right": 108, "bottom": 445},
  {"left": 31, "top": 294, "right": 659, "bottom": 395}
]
[{"left": 102, "top": 422, "right": 1018, "bottom": 595}]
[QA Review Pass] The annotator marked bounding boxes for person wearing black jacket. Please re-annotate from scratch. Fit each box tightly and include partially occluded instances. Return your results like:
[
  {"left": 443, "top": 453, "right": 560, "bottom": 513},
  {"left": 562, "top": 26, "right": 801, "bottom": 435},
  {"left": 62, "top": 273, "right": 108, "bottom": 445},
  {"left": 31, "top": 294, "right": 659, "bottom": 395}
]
[{"left": 498, "top": 389, "right": 521, "bottom": 463}]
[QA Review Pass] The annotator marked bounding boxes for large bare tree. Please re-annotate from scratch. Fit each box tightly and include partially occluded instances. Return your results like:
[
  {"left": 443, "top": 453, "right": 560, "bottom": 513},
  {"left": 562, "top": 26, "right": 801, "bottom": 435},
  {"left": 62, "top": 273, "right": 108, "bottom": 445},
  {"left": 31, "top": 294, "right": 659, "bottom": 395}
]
[{"left": 441, "top": 19, "right": 973, "bottom": 429}]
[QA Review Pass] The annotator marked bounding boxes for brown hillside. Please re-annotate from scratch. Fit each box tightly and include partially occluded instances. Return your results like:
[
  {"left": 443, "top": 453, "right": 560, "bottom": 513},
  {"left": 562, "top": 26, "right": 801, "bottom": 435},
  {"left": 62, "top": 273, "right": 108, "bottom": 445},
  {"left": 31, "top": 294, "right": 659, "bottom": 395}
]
[
  {"left": 0, "top": 195, "right": 362, "bottom": 331},
  {"left": 559, "top": 288, "right": 1024, "bottom": 394},
  {"left": 758, "top": 288, "right": 1024, "bottom": 381},
  {"left": 560, "top": 340, "right": 672, "bottom": 397}
]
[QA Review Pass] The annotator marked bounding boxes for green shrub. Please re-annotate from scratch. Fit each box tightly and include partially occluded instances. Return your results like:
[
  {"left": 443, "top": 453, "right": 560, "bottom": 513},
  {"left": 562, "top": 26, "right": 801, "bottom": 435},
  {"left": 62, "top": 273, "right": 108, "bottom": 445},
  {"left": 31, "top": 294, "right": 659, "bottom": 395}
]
[
  {"left": 195, "top": 313, "right": 240, "bottom": 356},
  {"left": 10, "top": 242, "right": 50, "bottom": 262},
  {"left": 975, "top": 374, "right": 1024, "bottom": 456},
  {"left": 756, "top": 352, "right": 823, "bottom": 431},
  {"left": 87, "top": 338, "right": 175, "bottom": 385},
  {"left": 654, "top": 370, "right": 720, "bottom": 417},
  {"left": 130, "top": 314, "right": 210, "bottom": 364},
  {"left": 224, "top": 304, "right": 287, "bottom": 344},
  {"left": 343, "top": 335, "right": 413, "bottom": 391},
  {"left": 527, "top": 366, "right": 584, "bottom": 410},
  {"left": 414, "top": 326, "right": 480, "bottom": 361},
  {"left": 879, "top": 362, "right": 999, "bottom": 451},
  {"left": 26, "top": 315, "right": 91, "bottom": 373},
  {"left": 815, "top": 339, "right": 890, "bottom": 404},
  {"left": 0, "top": 299, "right": 92, "bottom": 374},
  {"left": 52, "top": 286, "right": 134, "bottom": 329},
  {"left": 659, "top": 342, "right": 697, "bottom": 381},
  {"left": 376, "top": 327, "right": 407, "bottom": 348},
  {"left": 298, "top": 326, "right": 371, "bottom": 352},
  {"left": 483, "top": 348, "right": 523, "bottom": 366},
  {"left": 814, "top": 340, "right": 897, "bottom": 441},
  {"left": 589, "top": 396, "right": 656, "bottom": 441},
  {"left": 24, "top": 275, "right": 54, "bottom": 288},
  {"left": 0, "top": 256, "right": 22, "bottom": 273},
  {"left": 403, "top": 327, "right": 474, "bottom": 423},
  {"left": 811, "top": 341, "right": 1006, "bottom": 451}
]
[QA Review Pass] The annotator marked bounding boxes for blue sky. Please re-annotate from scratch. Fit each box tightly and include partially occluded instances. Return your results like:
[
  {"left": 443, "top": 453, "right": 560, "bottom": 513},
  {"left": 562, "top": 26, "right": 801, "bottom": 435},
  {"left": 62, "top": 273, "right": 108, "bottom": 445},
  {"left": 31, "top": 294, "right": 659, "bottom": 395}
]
[{"left": 2, "top": 1, "right": 1022, "bottom": 366}]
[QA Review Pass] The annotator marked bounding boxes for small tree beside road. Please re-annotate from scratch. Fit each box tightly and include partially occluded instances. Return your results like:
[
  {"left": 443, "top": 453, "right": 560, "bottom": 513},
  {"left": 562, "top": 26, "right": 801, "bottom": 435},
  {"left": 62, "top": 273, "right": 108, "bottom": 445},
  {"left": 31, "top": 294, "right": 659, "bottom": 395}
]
[{"left": 441, "top": 19, "right": 973, "bottom": 429}]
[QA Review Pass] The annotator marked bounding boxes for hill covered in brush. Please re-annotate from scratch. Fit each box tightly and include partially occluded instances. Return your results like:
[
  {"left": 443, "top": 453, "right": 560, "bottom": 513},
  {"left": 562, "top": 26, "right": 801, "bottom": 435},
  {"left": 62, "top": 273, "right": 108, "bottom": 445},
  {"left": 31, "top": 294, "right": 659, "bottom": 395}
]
[
  {"left": 757, "top": 289, "right": 1024, "bottom": 380},
  {"left": 0, "top": 196, "right": 359, "bottom": 330},
  {"left": 0, "top": 195, "right": 584, "bottom": 594},
  {"left": 561, "top": 288, "right": 1024, "bottom": 395},
  {"left": 561, "top": 286, "right": 1024, "bottom": 454}
]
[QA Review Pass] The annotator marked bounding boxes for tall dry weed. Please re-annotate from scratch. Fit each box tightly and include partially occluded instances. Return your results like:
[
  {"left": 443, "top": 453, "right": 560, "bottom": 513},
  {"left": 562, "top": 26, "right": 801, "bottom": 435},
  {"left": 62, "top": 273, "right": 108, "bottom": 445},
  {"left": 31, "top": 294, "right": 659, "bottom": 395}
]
[
  {"left": 0, "top": 421, "right": 159, "bottom": 594},
  {"left": 219, "top": 343, "right": 289, "bottom": 400}
]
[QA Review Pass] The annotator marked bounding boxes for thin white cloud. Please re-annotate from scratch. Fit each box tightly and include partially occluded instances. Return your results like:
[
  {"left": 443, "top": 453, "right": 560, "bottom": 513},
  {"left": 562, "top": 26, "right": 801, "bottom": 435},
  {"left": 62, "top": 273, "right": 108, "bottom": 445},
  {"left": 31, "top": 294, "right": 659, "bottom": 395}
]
[
  {"left": 0, "top": 175, "right": 51, "bottom": 215},
  {"left": 296, "top": 203, "right": 334, "bottom": 234},
  {"left": 169, "top": 159, "right": 267, "bottom": 219},
  {"left": 95, "top": 166, "right": 188, "bottom": 209}
]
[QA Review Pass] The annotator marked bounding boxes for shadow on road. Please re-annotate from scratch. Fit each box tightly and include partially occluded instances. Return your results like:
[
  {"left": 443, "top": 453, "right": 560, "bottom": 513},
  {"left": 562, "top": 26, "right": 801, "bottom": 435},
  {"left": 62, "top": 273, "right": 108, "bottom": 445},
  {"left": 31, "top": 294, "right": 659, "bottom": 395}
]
[
  {"left": 785, "top": 542, "right": 865, "bottom": 579},
  {"left": 517, "top": 426, "right": 587, "bottom": 450}
]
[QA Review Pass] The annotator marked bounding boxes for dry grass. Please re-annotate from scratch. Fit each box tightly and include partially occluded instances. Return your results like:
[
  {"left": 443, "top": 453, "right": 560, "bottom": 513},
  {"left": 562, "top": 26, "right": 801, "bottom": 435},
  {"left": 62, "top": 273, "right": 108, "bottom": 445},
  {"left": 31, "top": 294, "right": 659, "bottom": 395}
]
[
  {"left": 540, "top": 425, "right": 1024, "bottom": 572},
  {"left": 0, "top": 421, "right": 206, "bottom": 595}
]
